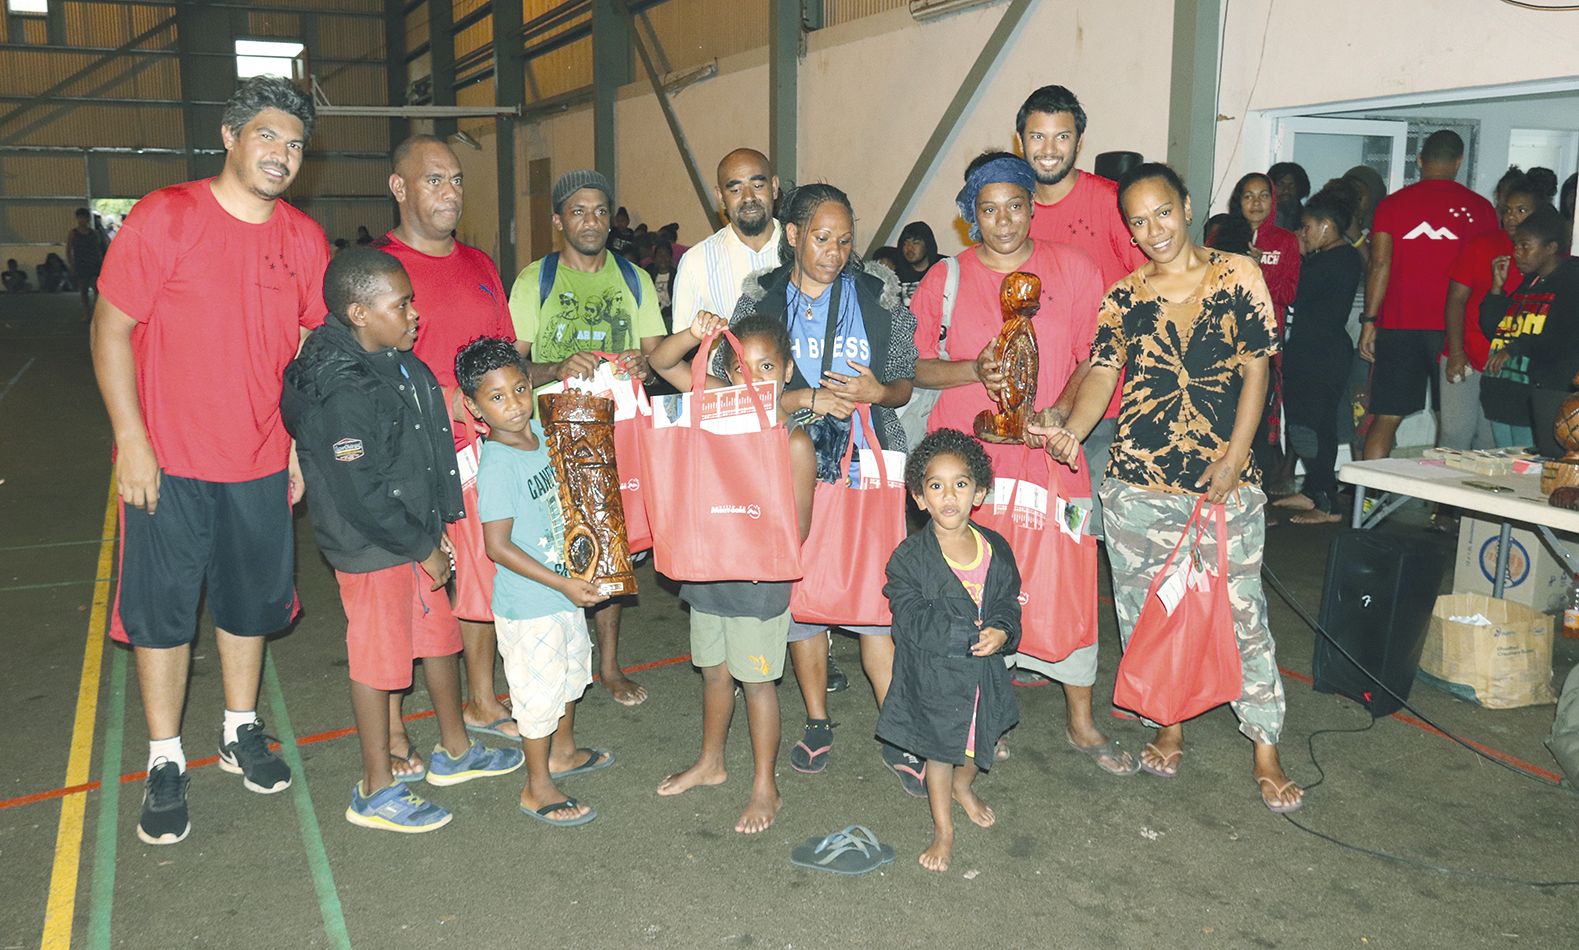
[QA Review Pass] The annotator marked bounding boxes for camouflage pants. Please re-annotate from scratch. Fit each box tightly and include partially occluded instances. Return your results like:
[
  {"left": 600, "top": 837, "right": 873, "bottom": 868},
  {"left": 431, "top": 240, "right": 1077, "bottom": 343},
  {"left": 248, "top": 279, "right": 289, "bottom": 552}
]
[{"left": 1099, "top": 481, "right": 1286, "bottom": 744}]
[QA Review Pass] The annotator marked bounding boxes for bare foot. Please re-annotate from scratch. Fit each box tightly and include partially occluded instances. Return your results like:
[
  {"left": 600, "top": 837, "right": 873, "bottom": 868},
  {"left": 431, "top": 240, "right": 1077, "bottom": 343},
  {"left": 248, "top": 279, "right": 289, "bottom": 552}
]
[
  {"left": 602, "top": 673, "right": 648, "bottom": 707},
  {"left": 656, "top": 761, "right": 727, "bottom": 797},
  {"left": 1271, "top": 492, "right": 1316, "bottom": 511},
  {"left": 1289, "top": 508, "right": 1342, "bottom": 525},
  {"left": 954, "top": 785, "right": 996, "bottom": 828},
  {"left": 919, "top": 832, "right": 953, "bottom": 872},
  {"left": 734, "top": 788, "right": 781, "bottom": 834}
]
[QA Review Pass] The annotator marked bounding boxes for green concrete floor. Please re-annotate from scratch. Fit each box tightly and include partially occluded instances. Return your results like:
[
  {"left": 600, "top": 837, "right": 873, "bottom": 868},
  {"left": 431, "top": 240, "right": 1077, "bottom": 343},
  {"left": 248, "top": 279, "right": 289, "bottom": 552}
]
[{"left": 2, "top": 292, "right": 1576, "bottom": 950}]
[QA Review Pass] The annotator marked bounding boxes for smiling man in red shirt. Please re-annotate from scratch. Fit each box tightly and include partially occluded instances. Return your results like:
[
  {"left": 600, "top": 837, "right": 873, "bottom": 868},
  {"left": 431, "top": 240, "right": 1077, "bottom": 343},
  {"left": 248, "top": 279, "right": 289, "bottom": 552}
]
[{"left": 91, "top": 76, "right": 329, "bottom": 846}]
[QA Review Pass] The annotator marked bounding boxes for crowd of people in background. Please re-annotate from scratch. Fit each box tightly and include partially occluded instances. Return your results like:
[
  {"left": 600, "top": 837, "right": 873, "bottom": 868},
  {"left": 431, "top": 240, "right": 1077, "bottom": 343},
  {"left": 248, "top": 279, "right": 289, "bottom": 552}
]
[{"left": 79, "top": 71, "right": 1579, "bottom": 877}]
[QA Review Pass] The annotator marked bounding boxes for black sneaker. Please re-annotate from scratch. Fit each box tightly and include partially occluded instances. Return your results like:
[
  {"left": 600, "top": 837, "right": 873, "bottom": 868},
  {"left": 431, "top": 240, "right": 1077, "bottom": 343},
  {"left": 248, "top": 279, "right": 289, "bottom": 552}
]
[
  {"left": 218, "top": 719, "right": 292, "bottom": 794},
  {"left": 137, "top": 760, "right": 190, "bottom": 845},
  {"left": 826, "top": 655, "right": 850, "bottom": 693}
]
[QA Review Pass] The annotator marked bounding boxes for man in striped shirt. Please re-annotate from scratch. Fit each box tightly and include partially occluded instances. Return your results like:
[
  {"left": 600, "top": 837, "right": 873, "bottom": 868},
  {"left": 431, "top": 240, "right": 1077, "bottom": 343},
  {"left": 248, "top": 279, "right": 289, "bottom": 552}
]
[{"left": 671, "top": 148, "right": 782, "bottom": 331}]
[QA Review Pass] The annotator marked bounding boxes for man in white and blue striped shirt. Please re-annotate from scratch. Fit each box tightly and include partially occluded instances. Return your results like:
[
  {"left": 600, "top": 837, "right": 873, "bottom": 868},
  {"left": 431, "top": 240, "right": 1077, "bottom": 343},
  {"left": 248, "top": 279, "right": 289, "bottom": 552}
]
[{"left": 671, "top": 148, "right": 782, "bottom": 332}]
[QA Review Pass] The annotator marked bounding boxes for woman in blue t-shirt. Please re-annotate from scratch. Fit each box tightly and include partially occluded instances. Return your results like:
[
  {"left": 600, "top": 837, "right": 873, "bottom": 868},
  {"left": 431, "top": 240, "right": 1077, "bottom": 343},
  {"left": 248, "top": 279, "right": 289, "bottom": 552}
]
[{"left": 728, "top": 182, "right": 921, "bottom": 788}]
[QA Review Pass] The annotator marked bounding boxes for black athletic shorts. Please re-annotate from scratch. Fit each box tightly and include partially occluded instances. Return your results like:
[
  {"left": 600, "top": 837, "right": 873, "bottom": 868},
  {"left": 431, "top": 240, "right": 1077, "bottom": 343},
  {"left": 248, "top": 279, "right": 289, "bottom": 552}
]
[
  {"left": 111, "top": 470, "right": 296, "bottom": 648},
  {"left": 1368, "top": 328, "right": 1444, "bottom": 417}
]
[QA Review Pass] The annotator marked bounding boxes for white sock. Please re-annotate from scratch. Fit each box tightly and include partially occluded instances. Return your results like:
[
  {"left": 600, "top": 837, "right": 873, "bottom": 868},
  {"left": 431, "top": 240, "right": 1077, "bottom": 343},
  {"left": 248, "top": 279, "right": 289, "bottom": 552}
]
[
  {"left": 148, "top": 736, "right": 186, "bottom": 773},
  {"left": 222, "top": 709, "right": 257, "bottom": 747}
]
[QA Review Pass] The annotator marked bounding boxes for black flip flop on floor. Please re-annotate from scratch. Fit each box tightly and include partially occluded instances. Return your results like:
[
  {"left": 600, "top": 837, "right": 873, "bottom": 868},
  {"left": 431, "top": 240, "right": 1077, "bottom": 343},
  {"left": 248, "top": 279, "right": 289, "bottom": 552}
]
[{"left": 789, "top": 825, "right": 895, "bottom": 876}]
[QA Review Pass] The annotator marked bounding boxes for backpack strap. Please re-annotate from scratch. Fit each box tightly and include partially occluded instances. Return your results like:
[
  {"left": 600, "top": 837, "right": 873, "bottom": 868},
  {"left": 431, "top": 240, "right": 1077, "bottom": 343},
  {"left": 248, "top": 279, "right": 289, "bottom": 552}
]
[
  {"left": 938, "top": 255, "right": 960, "bottom": 361},
  {"left": 541, "top": 250, "right": 644, "bottom": 309},
  {"left": 537, "top": 251, "right": 560, "bottom": 306}
]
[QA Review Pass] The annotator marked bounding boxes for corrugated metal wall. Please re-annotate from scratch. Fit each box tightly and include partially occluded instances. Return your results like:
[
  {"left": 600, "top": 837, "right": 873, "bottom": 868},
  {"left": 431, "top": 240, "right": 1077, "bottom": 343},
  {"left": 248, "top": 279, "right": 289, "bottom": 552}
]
[{"left": 0, "top": 0, "right": 394, "bottom": 250}]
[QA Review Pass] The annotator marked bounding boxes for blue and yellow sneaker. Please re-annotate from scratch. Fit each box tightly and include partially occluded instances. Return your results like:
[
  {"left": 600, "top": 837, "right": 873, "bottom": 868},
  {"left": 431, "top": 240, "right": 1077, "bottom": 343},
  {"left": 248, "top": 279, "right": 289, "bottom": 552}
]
[
  {"left": 345, "top": 782, "right": 452, "bottom": 833},
  {"left": 426, "top": 740, "right": 525, "bottom": 787}
]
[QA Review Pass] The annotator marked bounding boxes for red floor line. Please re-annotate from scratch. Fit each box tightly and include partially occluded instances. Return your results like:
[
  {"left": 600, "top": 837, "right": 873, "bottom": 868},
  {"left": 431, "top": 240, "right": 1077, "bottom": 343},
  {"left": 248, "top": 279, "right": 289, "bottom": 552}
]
[
  {"left": 1277, "top": 665, "right": 1564, "bottom": 784},
  {"left": 0, "top": 654, "right": 694, "bottom": 811}
]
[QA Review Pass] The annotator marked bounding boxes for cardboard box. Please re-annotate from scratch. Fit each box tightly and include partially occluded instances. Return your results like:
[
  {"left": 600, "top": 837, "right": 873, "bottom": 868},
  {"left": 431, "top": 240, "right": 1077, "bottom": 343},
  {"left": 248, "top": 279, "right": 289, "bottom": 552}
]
[{"left": 1453, "top": 514, "right": 1571, "bottom": 613}]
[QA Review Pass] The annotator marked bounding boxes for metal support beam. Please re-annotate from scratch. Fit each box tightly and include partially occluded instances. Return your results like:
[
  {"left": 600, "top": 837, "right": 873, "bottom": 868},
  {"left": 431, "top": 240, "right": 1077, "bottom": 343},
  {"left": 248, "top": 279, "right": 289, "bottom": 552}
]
[
  {"left": 864, "top": 0, "right": 1034, "bottom": 256},
  {"left": 384, "top": 0, "right": 409, "bottom": 149},
  {"left": 591, "top": 0, "right": 631, "bottom": 193},
  {"left": 317, "top": 105, "right": 521, "bottom": 118},
  {"left": 175, "top": 3, "right": 230, "bottom": 181},
  {"left": 631, "top": 12, "right": 719, "bottom": 230},
  {"left": 1167, "top": 0, "right": 1221, "bottom": 229},
  {"left": 429, "top": 0, "right": 457, "bottom": 137},
  {"left": 768, "top": 0, "right": 800, "bottom": 184},
  {"left": 494, "top": 0, "right": 526, "bottom": 280},
  {"left": 0, "top": 13, "right": 175, "bottom": 136}
]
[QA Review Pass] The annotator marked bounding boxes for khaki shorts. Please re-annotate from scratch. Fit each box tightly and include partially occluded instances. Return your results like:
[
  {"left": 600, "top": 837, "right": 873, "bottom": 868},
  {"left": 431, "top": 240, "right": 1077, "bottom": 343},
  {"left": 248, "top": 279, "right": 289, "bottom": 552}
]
[{"left": 690, "top": 610, "right": 789, "bottom": 683}]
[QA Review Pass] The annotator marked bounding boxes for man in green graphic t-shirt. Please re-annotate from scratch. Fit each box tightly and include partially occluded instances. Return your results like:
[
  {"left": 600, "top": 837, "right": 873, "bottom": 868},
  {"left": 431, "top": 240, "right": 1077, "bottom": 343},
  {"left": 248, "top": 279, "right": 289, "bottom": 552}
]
[{"left": 507, "top": 168, "right": 666, "bottom": 708}]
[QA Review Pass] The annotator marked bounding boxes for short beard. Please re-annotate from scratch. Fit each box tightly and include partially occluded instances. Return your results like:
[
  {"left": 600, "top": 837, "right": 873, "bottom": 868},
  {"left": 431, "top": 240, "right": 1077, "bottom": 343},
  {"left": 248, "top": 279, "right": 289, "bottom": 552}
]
[
  {"left": 733, "top": 204, "right": 769, "bottom": 237},
  {"left": 568, "top": 231, "right": 607, "bottom": 256},
  {"left": 1032, "top": 162, "right": 1074, "bottom": 188}
]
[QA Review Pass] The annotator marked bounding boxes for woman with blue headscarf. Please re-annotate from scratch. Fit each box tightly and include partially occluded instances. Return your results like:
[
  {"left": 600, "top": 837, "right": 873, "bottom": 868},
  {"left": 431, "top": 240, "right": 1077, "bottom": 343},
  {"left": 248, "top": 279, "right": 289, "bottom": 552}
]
[{"left": 910, "top": 150, "right": 1125, "bottom": 775}]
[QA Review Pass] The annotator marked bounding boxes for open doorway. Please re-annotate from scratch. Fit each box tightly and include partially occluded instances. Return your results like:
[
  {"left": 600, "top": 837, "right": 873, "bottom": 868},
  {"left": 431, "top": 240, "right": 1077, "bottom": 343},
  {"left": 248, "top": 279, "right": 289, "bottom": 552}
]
[{"left": 1263, "top": 82, "right": 1579, "bottom": 454}]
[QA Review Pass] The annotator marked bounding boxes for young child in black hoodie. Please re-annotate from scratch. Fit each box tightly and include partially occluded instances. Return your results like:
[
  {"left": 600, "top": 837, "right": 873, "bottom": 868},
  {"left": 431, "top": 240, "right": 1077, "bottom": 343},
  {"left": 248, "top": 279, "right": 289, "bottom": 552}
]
[
  {"left": 283, "top": 247, "right": 523, "bottom": 834},
  {"left": 877, "top": 428, "right": 1020, "bottom": 872}
]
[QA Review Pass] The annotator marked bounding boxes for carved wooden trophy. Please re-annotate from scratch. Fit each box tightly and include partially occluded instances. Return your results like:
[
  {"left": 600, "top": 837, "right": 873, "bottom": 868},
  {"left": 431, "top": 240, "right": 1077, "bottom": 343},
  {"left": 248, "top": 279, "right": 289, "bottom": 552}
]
[
  {"left": 1546, "top": 370, "right": 1579, "bottom": 509},
  {"left": 537, "top": 391, "right": 638, "bottom": 595},
  {"left": 973, "top": 271, "right": 1041, "bottom": 444}
]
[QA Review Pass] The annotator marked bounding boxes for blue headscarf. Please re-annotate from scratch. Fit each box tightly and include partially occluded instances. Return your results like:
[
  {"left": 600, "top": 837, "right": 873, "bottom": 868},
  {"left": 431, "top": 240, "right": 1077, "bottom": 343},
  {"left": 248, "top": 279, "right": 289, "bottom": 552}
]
[{"left": 955, "top": 155, "right": 1037, "bottom": 241}]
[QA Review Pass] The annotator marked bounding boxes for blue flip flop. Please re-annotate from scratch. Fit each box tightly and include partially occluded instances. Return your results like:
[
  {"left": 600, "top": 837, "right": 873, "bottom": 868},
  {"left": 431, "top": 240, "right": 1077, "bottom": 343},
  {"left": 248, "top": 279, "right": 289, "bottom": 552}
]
[
  {"left": 790, "top": 825, "right": 895, "bottom": 876},
  {"left": 550, "top": 747, "right": 616, "bottom": 781},
  {"left": 520, "top": 798, "right": 597, "bottom": 827},
  {"left": 465, "top": 716, "right": 520, "bottom": 741}
]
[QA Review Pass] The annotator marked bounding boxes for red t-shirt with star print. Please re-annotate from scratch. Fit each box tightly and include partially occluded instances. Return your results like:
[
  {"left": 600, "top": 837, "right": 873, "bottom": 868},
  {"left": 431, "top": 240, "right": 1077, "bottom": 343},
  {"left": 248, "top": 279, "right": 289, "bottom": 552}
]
[
  {"left": 98, "top": 179, "right": 329, "bottom": 482},
  {"left": 1028, "top": 171, "right": 1149, "bottom": 293},
  {"left": 1371, "top": 178, "right": 1498, "bottom": 331}
]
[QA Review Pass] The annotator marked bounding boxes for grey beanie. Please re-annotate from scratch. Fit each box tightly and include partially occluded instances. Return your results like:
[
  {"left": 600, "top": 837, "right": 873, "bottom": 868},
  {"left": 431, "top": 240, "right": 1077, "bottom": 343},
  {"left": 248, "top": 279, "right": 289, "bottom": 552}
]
[{"left": 551, "top": 169, "right": 613, "bottom": 214}]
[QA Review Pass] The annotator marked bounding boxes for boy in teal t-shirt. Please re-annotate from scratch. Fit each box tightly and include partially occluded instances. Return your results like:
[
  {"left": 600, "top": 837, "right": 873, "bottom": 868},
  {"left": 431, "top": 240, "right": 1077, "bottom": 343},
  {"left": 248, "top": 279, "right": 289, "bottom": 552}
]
[{"left": 458, "top": 337, "right": 616, "bottom": 828}]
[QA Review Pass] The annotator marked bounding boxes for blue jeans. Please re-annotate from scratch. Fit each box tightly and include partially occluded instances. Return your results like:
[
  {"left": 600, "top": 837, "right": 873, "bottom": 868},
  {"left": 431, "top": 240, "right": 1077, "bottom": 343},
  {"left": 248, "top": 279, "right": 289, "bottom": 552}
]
[{"left": 1490, "top": 420, "right": 1533, "bottom": 449}]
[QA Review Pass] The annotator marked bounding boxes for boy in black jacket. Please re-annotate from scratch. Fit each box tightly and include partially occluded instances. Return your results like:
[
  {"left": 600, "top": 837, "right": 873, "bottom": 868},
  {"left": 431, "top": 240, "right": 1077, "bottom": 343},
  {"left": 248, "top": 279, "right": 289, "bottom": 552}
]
[
  {"left": 878, "top": 429, "right": 1020, "bottom": 873},
  {"left": 283, "top": 248, "right": 522, "bottom": 834}
]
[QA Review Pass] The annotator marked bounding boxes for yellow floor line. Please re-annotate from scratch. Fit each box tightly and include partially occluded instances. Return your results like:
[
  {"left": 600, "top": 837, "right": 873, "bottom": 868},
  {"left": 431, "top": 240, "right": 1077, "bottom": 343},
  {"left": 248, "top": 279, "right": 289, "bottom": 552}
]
[{"left": 40, "top": 469, "right": 118, "bottom": 950}]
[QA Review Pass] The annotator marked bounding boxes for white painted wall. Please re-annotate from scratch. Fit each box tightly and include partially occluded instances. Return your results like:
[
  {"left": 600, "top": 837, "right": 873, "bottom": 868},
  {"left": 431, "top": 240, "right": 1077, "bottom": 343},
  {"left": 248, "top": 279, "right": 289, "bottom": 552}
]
[
  {"left": 503, "top": 0, "right": 1174, "bottom": 286},
  {"left": 1213, "top": 0, "right": 1579, "bottom": 210}
]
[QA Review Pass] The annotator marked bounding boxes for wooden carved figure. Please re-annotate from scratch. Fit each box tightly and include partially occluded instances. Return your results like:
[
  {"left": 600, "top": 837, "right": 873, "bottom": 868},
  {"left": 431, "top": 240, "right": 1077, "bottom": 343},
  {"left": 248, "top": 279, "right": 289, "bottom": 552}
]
[
  {"left": 973, "top": 270, "right": 1041, "bottom": 444},
  {"left": 537, "top": 391, "right": 638, "bottom": 596},
  {"left": 1548, "top": 369, "right": 1579, "bottom": 507}
]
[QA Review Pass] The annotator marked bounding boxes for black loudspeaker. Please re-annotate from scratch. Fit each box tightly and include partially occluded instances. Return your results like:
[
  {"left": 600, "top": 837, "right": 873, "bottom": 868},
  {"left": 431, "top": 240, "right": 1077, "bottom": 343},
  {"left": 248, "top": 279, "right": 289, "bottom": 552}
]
[
  {"left": 1312, "top": 530, "right": 1447, "bottom": 717},
  {"left": 1094, "top": 151, "right": 1143, "bottom": 181}
]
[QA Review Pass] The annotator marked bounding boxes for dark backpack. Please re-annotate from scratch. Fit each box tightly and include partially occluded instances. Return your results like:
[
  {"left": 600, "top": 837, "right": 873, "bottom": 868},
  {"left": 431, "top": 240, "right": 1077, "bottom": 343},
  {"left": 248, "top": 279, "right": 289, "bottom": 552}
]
[{"left": 537, "top": 251, "right": 643, "bottom": 308}]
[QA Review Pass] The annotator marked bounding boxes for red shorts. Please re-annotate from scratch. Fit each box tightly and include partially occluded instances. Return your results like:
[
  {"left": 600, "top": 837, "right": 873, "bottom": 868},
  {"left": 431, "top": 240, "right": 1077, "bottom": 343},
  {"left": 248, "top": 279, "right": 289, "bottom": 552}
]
[
  {"left": 448, "top": 477, "right": 495, "bottom": 623},
  {"left": 336, "top": 562, "right": 463, "bottom": 690}
]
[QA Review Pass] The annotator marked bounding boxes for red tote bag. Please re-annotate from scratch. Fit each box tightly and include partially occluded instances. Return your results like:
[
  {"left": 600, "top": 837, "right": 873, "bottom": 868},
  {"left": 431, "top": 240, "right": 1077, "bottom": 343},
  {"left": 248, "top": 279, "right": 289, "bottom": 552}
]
[
  {"left": 973, "top": 450, "right": 1098, "bottom": 664},
  {"left": 1112, "top": 495, "right": 1242, "bottom": 726},
  {"left": 637, "top": 330, "right": 803, "bottom": 582},
  {"left": 789, "top": 408, "right": 906, "bottom": 626},
  {"left": 584, "top": 352, "right": 655, "bottom": 554}
]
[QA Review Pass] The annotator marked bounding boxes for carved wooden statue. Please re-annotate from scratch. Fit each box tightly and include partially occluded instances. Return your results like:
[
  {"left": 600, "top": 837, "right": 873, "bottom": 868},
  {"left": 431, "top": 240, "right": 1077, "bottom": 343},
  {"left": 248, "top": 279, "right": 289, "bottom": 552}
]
[
  {"left": 1547, "top": 369, "right": 1579, "bottom": 508},
  {"left": 537, "top": 391, "right": 638, "bottom": 596},
  {"left": 973, "top": 270, "right": 1041, "bottom": 444}
]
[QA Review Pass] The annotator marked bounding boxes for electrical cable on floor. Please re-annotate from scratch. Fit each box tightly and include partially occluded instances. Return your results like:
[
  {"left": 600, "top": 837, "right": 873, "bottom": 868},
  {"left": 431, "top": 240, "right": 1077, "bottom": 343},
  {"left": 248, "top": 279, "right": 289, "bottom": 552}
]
[{"left": 1260, "top": 562, "right": 1579, "bottom": 888}]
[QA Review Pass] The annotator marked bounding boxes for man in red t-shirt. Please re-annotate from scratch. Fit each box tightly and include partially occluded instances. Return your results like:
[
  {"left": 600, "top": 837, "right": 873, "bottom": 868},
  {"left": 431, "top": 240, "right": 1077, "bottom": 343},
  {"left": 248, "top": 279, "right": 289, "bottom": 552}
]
[
  {"left": 1358, "top": 131, "right": 1497, "bottom": 459},
  {"left": 1439, "top": 175, "right": 1541, "bottom": 450},
  {"left": 90, "top": 77, "right": 329, "bottom": 846},
  {"left": 912, "top": 151, "right": 1134, "bottom": 776},
  {"left": 1015, "top": 85, "right": 1148, "bottom": 514},
  {"left": 373, "top": 135, "right": 520, "bottom": 771}
]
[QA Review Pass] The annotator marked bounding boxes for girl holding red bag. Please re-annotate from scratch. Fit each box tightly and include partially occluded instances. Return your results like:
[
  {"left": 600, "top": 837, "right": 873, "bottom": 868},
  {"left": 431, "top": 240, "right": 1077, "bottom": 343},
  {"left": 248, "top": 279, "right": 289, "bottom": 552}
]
[
  {"left": 647, "top": 312, "right": 817, "bottom": 835},
  {"left": 1035, "top": 162, "right": 1304, "bottom": 814},
  {"left": 723, "top": 183, "right": 920, "bottom": 786}
]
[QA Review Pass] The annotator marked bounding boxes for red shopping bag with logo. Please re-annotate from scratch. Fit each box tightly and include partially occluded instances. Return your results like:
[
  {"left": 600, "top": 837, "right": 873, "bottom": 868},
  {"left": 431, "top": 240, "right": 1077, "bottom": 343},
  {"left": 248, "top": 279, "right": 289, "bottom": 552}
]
[
  {"left": 590, "top": 352, "right": 655, "bottom": 553},
  {"left": 973, "top": 449, "right": 1097, "bottom": 663},
  {"left": 1112, "top": 496, "right": 1242, "bottom": 725},
  {"left": 790, "top": 408, "right": 906, "bottom": 626},
  {"left": 638, "top": 330, "right": 802, "bottom": 582}
]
